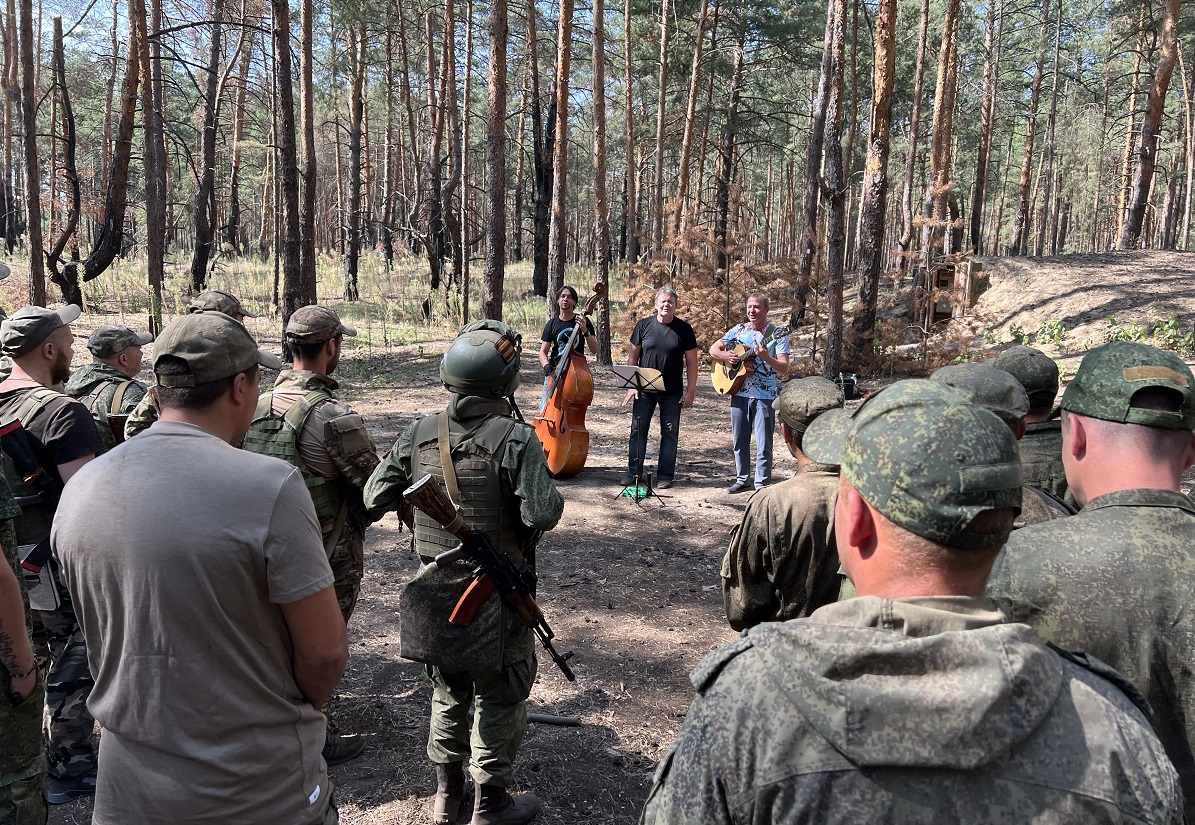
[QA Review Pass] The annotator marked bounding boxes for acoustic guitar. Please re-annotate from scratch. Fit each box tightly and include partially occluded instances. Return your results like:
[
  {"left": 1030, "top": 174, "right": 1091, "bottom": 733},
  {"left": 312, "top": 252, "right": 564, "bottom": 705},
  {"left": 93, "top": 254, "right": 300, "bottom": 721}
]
[{"left": 710, "top": 324, "right": 791, "bottom": 396}]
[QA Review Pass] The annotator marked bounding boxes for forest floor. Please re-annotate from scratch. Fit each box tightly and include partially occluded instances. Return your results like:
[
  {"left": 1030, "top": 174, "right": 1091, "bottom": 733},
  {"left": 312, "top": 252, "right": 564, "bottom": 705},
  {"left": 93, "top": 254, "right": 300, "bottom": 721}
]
[{"left": 46, "top": 247, "right": 1195, "bottom": 824}]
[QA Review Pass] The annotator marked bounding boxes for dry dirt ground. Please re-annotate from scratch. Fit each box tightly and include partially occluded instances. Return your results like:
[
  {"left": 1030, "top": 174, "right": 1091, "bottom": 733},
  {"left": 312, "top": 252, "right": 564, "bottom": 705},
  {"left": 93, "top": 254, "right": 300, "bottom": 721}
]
[{"left": 46, "top": 248, "right": 1195, "bottom": 824}]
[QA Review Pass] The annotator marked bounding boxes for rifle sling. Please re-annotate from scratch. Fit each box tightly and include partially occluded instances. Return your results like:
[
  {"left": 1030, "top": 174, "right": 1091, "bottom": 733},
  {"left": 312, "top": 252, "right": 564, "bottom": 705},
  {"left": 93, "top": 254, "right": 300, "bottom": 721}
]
[{"left": 437, "top": 411, "right": 463, "bottom": 505}]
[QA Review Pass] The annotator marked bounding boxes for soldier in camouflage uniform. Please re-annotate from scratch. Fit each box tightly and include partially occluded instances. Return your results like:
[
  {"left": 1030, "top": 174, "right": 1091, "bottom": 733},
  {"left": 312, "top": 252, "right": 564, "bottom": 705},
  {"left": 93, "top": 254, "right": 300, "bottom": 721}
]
[
  {"left": 243, "top": 305, "right": 379, "bottom": 765},
  {"left": 991, "top": 344, "right": 1068, "bottom": 500},
  {"left": 364, "top": 320, "right": 564, "bottom": 825},
  {"left": 987, "top": 340, "right": 1195, "bottom": 821},
  {"left": 643, "top": 379, "right": 1184, "bottom": 825},
  {"left": 1, "top": 480, "right": 46, "bottom": 824},
  {"left": 64, "top": 324, "right": 152, "bottom": 453},
  {"left": 720, "top": 377, "right": 843, "bottom": 630},
  {"left": 124, "top": 289, "right": 256, "bottom": 439},
  {"left": 930, "top": 362, "right": 1073, "bottom": 527}
]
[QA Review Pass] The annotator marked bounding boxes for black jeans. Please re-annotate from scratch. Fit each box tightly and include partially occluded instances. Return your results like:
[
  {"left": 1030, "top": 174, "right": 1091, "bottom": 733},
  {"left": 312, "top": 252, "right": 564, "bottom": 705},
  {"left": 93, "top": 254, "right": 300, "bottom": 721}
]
[{"left": 627, "top": 392, "right": 682, "bottom": 481}]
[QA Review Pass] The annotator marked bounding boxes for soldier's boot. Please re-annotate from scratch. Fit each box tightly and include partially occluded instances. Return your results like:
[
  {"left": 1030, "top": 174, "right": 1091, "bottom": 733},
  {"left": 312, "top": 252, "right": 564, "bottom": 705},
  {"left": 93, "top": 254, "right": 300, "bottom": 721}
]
[
  {"left": 470, "top": 783, "right": 540, "bottom": 825},
  {"left": 322, "top": 714, "right": 365, "bottom": 766},
  {"left": 433, "top": 762, "right": 465, "bottom": 824}
]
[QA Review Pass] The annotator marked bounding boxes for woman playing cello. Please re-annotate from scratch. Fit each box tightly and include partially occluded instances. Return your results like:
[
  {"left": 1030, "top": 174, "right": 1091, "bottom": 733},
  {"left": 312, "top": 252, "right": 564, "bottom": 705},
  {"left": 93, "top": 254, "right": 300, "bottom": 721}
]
[{"left": 538, "top": 285, "right": 598, "bottom": 411}]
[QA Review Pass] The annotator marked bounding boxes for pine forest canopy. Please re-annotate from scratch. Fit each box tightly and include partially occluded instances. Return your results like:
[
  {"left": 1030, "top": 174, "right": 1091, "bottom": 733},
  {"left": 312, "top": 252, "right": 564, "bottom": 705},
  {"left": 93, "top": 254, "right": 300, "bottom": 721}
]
[{"left": 0, "top": 0, "right": 1186, "bottom": 373}]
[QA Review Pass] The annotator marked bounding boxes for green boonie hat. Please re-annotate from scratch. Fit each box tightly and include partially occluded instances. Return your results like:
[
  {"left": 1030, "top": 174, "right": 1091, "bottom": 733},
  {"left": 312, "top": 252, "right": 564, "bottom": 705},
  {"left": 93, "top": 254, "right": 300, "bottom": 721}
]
[
  {"left": 189, "top": 290, "right": 256, "bottom": 318},
  {"left": 805, "top": 379, "right": 1022, "bottom": 551},
  {"left": 930, "top": 363, "right": 1030, "bottom": 430},
  {"left": 0, "top": 304, "right": 81, "bottom": 357},
  {"left": 153, "top": 311, "right": 281, "bottom": 388},
  {"left": 775, "top": 376, "right": 844, "bottom": 434},
  {"left": 285, "top": 305, "right": 358, "bottom": 343},
  {"left": 1061, "top": 341, "right": 1195, "bottom": 429},
  {"left": 991, "top": 345, "right": 1059, "bottom": 409},
  {"left": 88, "top": 324, "right": 153, "bottom": 358}
]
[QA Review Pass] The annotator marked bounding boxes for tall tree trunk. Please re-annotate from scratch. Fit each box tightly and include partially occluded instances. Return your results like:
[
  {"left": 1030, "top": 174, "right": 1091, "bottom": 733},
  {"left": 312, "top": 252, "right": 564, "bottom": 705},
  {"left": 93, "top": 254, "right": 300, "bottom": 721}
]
[
  {"left": 896, "top": 0, "right": 929, "bottom": 269},
  {"left": 822, "top": 0, "right": 848, "bottom": 379},
  {"left": 671, "top": 0, "right": 710, "bottom": 241},
  {"left": 794, "top": 5, "right": 837, "bottom": 322},
  {"left": 1009, "top": 0, "right": 1050, "bottom": 256},
  {"left": 1034, "top": 0, "right": 1062, "bottom": 257},
  {"left": 144, "top": 0, "right": 165, "bottom": 328},
  {"left": 593, "top": 0, "right": 611, "bottom": 364},
  {"left": 1118, "top": 7, "right": 1148, "bottom": 241},
  {"left": 2, "top": 0, "right": 21, "bottom": 251},
  {"left": 850, "top": 0, "right": 896, "bottom": 354},
  {"left": 271, "top": 0, "right": 304, "bottom": 327},
  {"left": 344, "top": 22, "right": 365, "bottom": 302},
  {"left": 623, "top": 0, "right": 638, "bottom": 263},
  {"left": 189, "top": 0, "right": 225, "bottom": 292},
  {"left": 1120, "top": 0, "right": 1181, "bottom": 249},
  {"left": 18, "top": 0, "right": 42, "bottom": 304},
  {"left": 528, "top": 2, "right": 553, "bottom": 298},
  {"left": 482, "top": 0, "right": 508, "bottom": 319},
  {"left": 546, "top": 0, "right": 574, "bottom": 305},
  {"left": 714, "top": 34, "right": 744, "bottom": 277},
  {"left": 226, "top": 27, "right": 253, "bottom": 255},
  {"left": 460, "top": 0, "right": 473, "bottom": 320},
  {"left": 298, "top": 0, "right": 317, "bottom": 298},
  {"left": 650, "top": 0, "right": 670, "bottom": 258},
  {"left": 969, "top": 0, "right": 1000, "bottom": 253},
  {"left": 45, "top": 17, "right": 80, "bottom": 304},
  {"left": 1180, "top": 42, "right": 1194, "bottom": 248}
]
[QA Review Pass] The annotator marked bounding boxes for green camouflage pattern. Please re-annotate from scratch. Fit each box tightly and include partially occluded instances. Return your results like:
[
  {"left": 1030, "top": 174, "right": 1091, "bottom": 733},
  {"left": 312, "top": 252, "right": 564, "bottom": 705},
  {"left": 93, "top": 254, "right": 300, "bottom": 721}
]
[
  {"left": 991, "top": 345, "right": 1060, "bottom": 410},
  {"left": 721, "top": 464, "right": 840, "bottom": 630},
  {"left": 930, "top": 362, "right": 1030, "bottom": 428},
  {"left": 32, "top": 596, "right": 96, "bottom": 780},
  {"left": 988, "top": 487, "right": 1195, "bottom": 822},
  {"left": 85, "top": 325, "right": 151, "bottom": 358},
  {"left": 1017, "top": 485, "right": 1074, "bottom": 528},
  {"left": 641, "top": 596, "right": 1183, "bottom": 824},
  {"left": 774, "top": 377, "right": 844, "bottom": 434},
  {"left": 805, "top": 380, "right": 1022, "bottom": 551},
  {"left": 0, "top": 773, "right": 47, "bottom": 825},
  {"left": 123, "top": 391, "right": 158, "bottom": 439},
  {"left": 1061, "top": 341, "right": 1195, "bottom": 428},
  {"left": 64, "top": 362, "right": 148, "bottom": 454},
  {"left": 1018, "top": 420, "right": 1069, "bottom": 500}
]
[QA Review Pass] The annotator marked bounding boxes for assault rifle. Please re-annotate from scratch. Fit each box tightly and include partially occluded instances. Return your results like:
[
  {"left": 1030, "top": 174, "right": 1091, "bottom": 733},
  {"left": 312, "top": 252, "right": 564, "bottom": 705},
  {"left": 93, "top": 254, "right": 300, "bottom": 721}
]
[{"left": 403, "top": 474, "right": 576, "bottom": 681}]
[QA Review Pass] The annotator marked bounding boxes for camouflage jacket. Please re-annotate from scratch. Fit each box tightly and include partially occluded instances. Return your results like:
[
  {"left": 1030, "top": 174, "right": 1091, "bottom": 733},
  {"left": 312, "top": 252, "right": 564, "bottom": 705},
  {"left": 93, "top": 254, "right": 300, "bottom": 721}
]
[
  {"left": 720, "top": 463, "right": 839, "bottom": 630},
  {"left": 988, "top": 487, "right": 1195, "bottom": 822},
  {"left": 1020, "top": 420, "right": 1068, "bottom": 501},
  {"left": 64, "top": 363, "right": 147, "bottom": 453},
  {"left": 641, "top": 596, "right": 1183, "bottom": 825},
  {"left": 363, "top": 395, "right": 564, "bottom": 538}
]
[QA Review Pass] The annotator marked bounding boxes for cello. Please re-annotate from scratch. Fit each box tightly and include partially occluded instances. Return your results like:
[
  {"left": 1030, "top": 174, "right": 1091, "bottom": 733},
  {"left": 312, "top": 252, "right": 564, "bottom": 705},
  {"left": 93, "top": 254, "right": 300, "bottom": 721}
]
[{"left": 534, "top": 284, "right": 606, "bottom": 477}]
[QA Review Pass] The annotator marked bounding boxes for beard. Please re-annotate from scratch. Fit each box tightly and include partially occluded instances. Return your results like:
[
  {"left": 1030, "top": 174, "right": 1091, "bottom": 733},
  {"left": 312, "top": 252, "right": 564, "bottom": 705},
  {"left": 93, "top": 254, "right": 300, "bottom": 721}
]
[{"left": 50, "top": 350, "right": 71, "bottom": 386}]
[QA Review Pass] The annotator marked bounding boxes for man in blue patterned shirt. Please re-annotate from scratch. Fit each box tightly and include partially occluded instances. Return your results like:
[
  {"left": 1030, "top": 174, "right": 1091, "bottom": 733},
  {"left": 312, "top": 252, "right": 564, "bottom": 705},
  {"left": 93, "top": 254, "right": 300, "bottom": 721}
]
[{"left": 710, "top": 294, "right": 790, "bottom": 493}]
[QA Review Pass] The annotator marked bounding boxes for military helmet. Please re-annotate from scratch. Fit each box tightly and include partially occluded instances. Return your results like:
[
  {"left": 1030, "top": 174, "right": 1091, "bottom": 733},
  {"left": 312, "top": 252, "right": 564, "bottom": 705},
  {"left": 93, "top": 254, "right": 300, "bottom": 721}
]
[{"left": 441, "top": 320, "right": 523, "bottom": 399}]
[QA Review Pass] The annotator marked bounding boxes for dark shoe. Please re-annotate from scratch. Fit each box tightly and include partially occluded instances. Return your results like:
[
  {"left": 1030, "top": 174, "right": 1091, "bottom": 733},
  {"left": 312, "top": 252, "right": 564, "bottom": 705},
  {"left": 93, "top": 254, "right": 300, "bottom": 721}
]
[
  {"left": 656, "top": 478, "right": 674, "bottom": 490},
  {"left": 47, "top": 772, "right": 96, "bottom": 805},
  {"left": 434, "top": 762, "right": 466, "bottom": 824},
  {"left": 323, "top": 731, "right": 366, "bottom": 765},
  {"left": 471, "top": 783, "right": 540, "bottom": 825},
  {"left": 727, "top": 480, "right": 750, "bottom": 493},
  {"left": 619, "top": 473, "right": 635, "bottom": 486}
]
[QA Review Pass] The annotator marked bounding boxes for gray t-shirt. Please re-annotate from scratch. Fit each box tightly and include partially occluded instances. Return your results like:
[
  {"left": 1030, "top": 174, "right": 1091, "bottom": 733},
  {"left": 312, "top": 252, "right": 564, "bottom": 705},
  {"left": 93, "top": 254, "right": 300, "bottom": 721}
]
[{"left": 53, "top": 420, "right": 335, "bottom": 824}]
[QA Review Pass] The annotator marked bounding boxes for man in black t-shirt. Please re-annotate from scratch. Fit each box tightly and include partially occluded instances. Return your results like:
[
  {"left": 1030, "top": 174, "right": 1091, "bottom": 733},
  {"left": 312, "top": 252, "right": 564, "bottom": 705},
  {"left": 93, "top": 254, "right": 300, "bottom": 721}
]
[
  {"left": 621, "top": 286, "right": 699, "bottom": 489},
  {"left": 0, "top": 305, "right": 101, "bottom": 804},
  {"left": 538, "top": 286, "right": 598, "bottom": 412}
]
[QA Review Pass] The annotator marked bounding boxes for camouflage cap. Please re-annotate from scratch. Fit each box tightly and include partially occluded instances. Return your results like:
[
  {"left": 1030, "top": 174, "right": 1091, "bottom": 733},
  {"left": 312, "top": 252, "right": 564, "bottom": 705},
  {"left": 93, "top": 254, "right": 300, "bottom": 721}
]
[
  {"left": 284, "top": 305, "right": 358, "bottom": 344},
  {"left": 930, "top": 363, "right": 1030, "bottom": 430},
  {"left": 805, "top": 379, "right": 1022, "bottom": 550},
  {"left": 88, "top": 324, "right": 153, "bottom": 358},
  {"left": 0, "top": 304, "right": 81, "bottom": 357},
  {"left": 153, "top": 311, "right": 281, "bottom": 387},
  {"left": 991, "top": 345, "right": 1059, "bottom": 409},
  {"left": 1061, "top": 341, "right": 1195, "bottom": 429},
  {"left": 189, "top": 290, "right": 256, "bottom": 318},
  {"left": 775, "top": 376, "right": 845, "bottom": 434}
]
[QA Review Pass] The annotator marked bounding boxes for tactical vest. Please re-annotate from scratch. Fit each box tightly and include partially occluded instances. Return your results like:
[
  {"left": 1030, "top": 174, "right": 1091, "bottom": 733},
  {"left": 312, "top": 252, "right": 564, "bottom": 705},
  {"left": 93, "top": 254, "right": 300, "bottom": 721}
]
[
  {"left": 242, "top": 389, "right": 346, "bottom": 532},
  {"left": 409, "top": 412, "right": 524, "bottom": 565},
  {"left": 1, "top": 387, "right": 65, "bottom": 544}
]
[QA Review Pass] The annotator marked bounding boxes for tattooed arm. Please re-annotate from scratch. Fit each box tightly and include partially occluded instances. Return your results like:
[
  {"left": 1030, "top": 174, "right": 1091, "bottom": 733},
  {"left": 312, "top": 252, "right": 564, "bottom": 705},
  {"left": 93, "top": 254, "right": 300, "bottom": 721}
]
[{"left": 0, "top": 560, "right": 37, "bottom": 702}]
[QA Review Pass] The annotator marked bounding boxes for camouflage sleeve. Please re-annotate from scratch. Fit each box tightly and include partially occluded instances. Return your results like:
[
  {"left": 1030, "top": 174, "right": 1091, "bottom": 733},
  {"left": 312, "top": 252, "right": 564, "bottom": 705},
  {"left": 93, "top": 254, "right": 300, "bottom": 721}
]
[
  {"left": 123, "top": 391, "right": 159, "bottom": 439},
  {"left": 322, "top": 405, "right": 381, "bottom": 489},
  {"left": 720, "top": 505, "right": 780, "bottom": 632},
  {"left": 118, "top": 381, "right": 148, "bottom": 414},
  {"left": 362, "top": 420, "right": 417, "bottom": 520},
  {"left": 639, "top": 693, "right": 734, "bottom": 825},
  {"left": 501, "top": 427, "right": 564, "bottom": 533}
]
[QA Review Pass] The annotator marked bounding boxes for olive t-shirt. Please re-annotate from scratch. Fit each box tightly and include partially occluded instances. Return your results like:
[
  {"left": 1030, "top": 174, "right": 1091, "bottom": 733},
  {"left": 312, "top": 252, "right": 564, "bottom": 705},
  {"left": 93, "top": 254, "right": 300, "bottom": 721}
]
[
  {"left": 631, "top": 316, "right": 698, "bottom": 395},
  {"left": 53, "top": 421, "right": 335, "bottom": 825}
]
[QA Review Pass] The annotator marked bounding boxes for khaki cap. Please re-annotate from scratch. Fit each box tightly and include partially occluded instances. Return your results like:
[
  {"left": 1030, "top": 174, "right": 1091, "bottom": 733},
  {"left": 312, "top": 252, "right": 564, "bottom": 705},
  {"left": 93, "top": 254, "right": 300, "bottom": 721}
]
[
  {"left": 1, "top": 304, "right": 81, "bottom": 357},
  {"left": 88, "top": 325, "right": 154, "bottom": 358},
  {"left": 930, "top": 363, "right": 1030, "bottom": 430},
  {"left": 990, "top": 345, "right": 1060, "bottom": 409},
  {"left": 285, "top": 305, "right": 357, "bottom": 343},
  {"left": 153, "top": 311, "right": 281, "bottom": 387},
  {"left": 189, "top": 290, "right": 257, "bottom": 318},
  {"left": 1062, "top": 341, "right": 1195, "bottom": 429}
]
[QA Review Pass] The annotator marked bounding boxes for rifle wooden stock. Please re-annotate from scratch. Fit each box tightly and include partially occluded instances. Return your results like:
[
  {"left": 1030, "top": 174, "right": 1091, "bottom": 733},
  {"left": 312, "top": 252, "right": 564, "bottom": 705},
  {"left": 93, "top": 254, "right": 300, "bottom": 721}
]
[{"left": 404, "top": 475, "right": 470, "bottom": 539}]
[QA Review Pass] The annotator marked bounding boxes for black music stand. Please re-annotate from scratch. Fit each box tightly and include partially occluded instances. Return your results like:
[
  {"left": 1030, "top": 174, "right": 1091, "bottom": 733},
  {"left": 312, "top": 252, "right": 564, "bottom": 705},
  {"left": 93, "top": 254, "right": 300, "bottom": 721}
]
[{"left": 611, "top": 365, "right": 667, "bottom": 506}]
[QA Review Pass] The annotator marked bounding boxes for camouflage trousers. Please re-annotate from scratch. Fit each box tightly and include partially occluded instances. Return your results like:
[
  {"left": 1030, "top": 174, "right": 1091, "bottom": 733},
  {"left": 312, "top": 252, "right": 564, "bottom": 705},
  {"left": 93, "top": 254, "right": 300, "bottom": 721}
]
[
  {"left": 32, "top": 595, "right": 97, "bottom": 781},
  {"left": 426, "top": 645, "right": 537, "bottom": 787},
  {"left": 0, "top": 772, "right": 46, "bottom": 825},
  {"left": 328, "top": 524, "right": 365, "bottom": 624}
]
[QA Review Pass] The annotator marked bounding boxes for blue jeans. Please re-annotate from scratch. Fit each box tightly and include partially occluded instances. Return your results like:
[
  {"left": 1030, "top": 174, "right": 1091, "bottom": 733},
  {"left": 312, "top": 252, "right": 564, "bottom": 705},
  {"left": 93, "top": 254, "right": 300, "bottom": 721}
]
[
  {"left": 730, "top": 395, "right": 775, "bottom": 487},
  {"left": 627, "top": 392, "right": 683, "bottom": 481}
]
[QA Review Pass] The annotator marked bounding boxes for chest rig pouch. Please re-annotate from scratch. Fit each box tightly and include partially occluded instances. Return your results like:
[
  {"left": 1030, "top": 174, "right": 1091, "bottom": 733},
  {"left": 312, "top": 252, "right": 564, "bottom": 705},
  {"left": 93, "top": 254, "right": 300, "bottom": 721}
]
[{"left": 399, "top": 411, "right": 519, "bottom": 673}]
